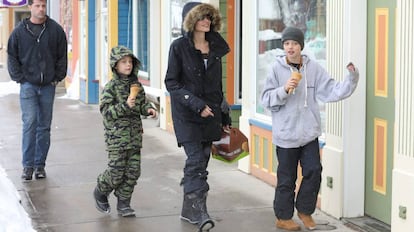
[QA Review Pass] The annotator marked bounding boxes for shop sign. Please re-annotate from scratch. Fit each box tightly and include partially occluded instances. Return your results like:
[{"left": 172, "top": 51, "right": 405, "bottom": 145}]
[{"left": 2, "top": 0, "right": 27, "bottom": 7}]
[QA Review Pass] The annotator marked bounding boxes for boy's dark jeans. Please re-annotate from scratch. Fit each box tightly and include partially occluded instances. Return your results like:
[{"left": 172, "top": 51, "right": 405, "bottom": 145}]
[{"left": 274, "top": 139, "right": 322, "bottom": 220}]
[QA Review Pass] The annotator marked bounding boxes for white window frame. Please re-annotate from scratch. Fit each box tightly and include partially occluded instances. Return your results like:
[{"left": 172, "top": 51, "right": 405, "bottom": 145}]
[
  {"left": 98, "top": 0, "right": 109, "bottom": 86},
  {"left": 79, "top": 2, "right": 87, "bottom": 79}
]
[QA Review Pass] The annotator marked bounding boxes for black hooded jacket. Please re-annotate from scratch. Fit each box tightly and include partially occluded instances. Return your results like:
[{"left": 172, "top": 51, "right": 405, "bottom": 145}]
[
  {"left": 7, "top": 16, "right": 68, "bottom": 85},
  {"left": 165, "top": 3, "right": 231, "bottom": 144}
]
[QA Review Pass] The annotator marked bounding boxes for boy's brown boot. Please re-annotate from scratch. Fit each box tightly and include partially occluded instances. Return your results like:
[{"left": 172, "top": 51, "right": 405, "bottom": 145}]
[
  {"left": 276, "top": 219, "right": 301, "bottom": 231},
  {"left": 298, "top": 212, "right": 316, "bottom": 230}
]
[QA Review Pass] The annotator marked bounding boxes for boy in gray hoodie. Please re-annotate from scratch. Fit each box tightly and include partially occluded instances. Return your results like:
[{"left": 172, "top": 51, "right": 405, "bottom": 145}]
[{"left": 261, "top": 27, "right": 358, "bottom": 231}]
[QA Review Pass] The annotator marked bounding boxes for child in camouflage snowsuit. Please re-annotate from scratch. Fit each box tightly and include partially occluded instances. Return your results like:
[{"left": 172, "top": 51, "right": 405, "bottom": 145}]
[{"left": 93, "top": 45, "right": 157, "bottom": 217}]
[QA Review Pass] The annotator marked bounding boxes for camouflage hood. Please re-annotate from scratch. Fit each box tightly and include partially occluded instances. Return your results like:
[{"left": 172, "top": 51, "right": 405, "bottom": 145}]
[
  {"left": 182, "top": 3, "right": 221, "bottom": 33},
  {"left": 110, "top": 45, "right": 141, "bottom": 76}
]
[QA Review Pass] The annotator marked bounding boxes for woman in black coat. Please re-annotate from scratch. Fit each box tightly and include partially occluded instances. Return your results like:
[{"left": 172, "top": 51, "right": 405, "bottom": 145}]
[{"left": 164, "top": 2, "right": 231, "bottom": 231}]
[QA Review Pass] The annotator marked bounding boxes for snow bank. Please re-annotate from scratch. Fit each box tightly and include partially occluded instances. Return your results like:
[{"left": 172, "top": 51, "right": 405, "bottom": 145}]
[
  {"left": 0, "top": 81, "right": 19, "bottom": 97},
  {"left": 0, "top": 166, "right": 36, "bottom": 232}
]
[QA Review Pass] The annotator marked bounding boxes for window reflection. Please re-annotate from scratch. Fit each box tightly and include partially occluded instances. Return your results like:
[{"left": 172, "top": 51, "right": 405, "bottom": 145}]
[
  {"left": 170, "top": 0, "right": 202, "bottom": 41},
  {"left": 256, "top": 0, "right": 326, "bottom": 116}
]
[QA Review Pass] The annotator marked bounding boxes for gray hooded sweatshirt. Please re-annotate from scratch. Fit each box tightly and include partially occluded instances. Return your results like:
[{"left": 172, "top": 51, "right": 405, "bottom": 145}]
[{"left": 260, "top": 54, "right": 359, "bottom": 148}]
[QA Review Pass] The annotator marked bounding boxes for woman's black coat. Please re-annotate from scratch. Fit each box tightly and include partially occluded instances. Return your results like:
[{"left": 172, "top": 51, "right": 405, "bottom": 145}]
[{"left": 165, "top": 31, "right": 230, "bottom": 145}]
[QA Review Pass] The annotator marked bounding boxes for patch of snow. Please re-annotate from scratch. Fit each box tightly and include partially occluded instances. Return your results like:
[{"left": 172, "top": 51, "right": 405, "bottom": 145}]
[
  {"left": 0, "top": 81, "right": 19, "bottom": 97},
  {"left": 0, "top": 166, "right": 36, "bottom": 232}
]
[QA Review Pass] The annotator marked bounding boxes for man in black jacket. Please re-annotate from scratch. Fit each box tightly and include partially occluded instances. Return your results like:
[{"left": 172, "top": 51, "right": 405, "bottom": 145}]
[{"left": 7, "top": 0, "right": 68, "bottom": 181}]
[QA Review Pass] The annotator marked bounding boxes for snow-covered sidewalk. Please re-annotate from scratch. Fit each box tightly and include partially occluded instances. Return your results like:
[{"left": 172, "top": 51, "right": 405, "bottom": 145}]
[{"left": 0, "top": 166, "right": 36, "bottom": 232}]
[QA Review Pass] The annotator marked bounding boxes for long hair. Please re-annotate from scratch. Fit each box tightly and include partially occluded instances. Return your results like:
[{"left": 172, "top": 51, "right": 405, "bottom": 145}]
[{"left": 183, "top": 3, "right": 222, "bottom": 33}]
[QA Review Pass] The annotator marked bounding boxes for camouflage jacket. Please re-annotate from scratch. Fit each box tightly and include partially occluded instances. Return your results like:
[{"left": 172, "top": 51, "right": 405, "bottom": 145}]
[
  {"left": 100, "top": 75, "right": 153, "bottom": 151},
  {"left": 100, "top": 46, "right": 153, "bottom": 151}
]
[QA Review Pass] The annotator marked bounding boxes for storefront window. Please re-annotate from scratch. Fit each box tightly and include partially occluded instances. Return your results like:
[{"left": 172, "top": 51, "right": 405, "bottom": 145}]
[
  {"left": 101, "top": 16, "right": 109, "bottom": 85},
  {"left": 170, "top": 0, "right": 201, "bottom": 41},
  {"left": 136, "top": 0, "right": 148, "bottom": 72},
  {"left": 98, "top": 0, "right": 109, "bottom": 86},
  {"left": 256, "top": 0, "right": 326, "bottom": 116}
]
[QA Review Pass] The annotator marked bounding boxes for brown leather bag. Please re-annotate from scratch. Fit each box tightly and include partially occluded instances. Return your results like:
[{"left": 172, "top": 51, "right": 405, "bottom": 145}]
[{"left": 211, "top": 128, "right": 249, "bottom": 162}]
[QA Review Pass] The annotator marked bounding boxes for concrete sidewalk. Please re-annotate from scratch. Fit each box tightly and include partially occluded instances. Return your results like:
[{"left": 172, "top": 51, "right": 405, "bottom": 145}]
[{"left": 0, "top": 82, "right": 359, "bottom": 231}]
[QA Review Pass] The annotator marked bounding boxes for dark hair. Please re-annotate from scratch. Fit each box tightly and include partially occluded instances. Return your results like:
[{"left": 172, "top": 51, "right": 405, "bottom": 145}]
[
  {"left": 28, "top": 0, "right": 47, "bottom": 5},
  {"left": 182, "top": 3, "right": 222, "bottom": 33}
]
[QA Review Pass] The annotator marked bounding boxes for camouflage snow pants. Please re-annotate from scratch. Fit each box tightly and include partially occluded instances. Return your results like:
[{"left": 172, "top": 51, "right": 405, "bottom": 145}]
[{"left": 97, "top": 149, "right": 141, "bottom": 200}]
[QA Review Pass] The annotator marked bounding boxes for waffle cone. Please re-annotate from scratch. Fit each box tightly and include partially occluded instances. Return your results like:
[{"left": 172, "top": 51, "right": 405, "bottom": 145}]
[
  {"left": 130, "top": 84, "right": 140, "bottom": 99},
  {"left": 288, "top": 72, "right": 302, "bottom": 94}
]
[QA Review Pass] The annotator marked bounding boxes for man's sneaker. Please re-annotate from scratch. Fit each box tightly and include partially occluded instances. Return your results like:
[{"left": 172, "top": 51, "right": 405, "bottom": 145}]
[
  {"left": 34, "top": 167, "right": 46, "bottom": 179},
  {"left": 276, "top": 219, "right": 301, "bottom": 231},
  {"left": 93, "top": 187, "right": 110, "bottom": 213},
  {"left": 21, "top": 167, "right": 34, "bottom": 181},
  {"left": 298, "top": 212, "right": 316, "bottom": 230}
]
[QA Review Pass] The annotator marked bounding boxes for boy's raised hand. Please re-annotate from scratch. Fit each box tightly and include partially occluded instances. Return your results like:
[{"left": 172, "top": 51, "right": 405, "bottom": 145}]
[{"left": 346, "top": 62, "right": 356, "bottom": 72}]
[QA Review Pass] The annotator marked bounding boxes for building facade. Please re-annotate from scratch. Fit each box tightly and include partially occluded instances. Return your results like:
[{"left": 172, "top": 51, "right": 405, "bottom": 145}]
[{"left": 2, "top": 0, "right": 413, "bottom": 230}]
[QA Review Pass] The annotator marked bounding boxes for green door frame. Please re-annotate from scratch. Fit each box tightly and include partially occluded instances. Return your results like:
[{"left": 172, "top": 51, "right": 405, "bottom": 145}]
[{"left": 365, "top": 0, "right": 395, "bottom": 225}]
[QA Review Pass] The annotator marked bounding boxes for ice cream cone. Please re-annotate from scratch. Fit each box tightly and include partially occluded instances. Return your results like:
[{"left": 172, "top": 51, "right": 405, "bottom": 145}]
[
  {"left": 288, "top": 71, "right": 302, "bottom": 94},
  {"left": 129, "top": 83, "right": 140, "bottom": 99}
]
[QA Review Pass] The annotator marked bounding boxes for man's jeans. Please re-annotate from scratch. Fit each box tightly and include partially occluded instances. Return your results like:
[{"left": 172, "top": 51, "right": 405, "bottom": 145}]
[{"left": 20, "top": 82, "right": 56, "bottom": 168}]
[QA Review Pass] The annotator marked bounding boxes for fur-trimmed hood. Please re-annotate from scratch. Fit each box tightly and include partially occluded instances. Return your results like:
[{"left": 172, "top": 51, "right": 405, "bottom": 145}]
[{"left": 182, "top": 3, "right": 221, "bottom": 33}]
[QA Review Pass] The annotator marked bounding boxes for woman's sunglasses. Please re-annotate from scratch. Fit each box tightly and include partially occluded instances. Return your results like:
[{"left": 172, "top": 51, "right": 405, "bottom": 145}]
[{"left": 198, "top": 14, "right": 213, "bottom": 21}]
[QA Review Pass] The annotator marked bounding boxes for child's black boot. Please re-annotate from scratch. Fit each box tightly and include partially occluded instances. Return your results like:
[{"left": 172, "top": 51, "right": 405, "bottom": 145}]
[
  {"left": 117, "top": 198, "right": 135, "bottom": 217},
  {"left": 93, "top": 187, "right": 110, "bottom": 213}
]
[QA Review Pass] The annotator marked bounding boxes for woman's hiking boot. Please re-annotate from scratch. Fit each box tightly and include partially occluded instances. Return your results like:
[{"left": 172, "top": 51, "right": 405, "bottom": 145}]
[
  {"left": 195, "top": 193, "right": 214, "bottom": 231},
  {"left": 180, "top": 193, "right": 200, "bottom": 224}
]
